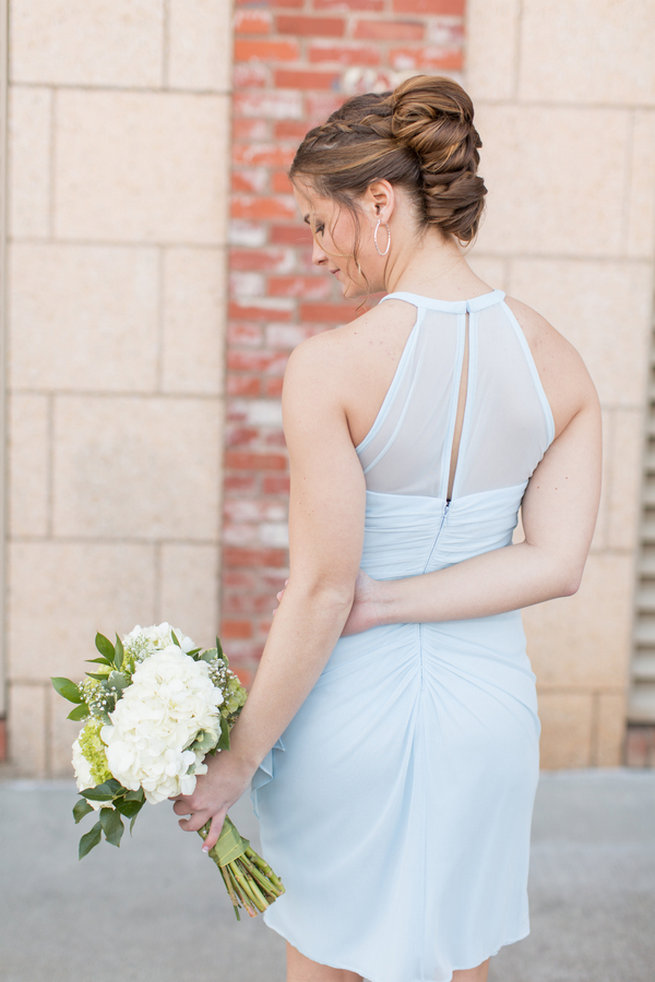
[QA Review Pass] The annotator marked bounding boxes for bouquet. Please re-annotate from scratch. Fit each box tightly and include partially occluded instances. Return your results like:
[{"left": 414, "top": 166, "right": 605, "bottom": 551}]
[{"left": 52, "top": 622, "right": 284, "bottom": 919}]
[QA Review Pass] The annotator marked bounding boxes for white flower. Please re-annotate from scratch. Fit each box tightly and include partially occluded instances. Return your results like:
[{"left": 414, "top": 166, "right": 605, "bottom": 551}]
[
  {"left": 122, "top": 622, "right": 196, "bottom": 660},
  {"left": 72, "top": 736, "right": 102, "bottom": 810},
  {"left": 101, "top": 645, "right": 222, "bottom": 804}
]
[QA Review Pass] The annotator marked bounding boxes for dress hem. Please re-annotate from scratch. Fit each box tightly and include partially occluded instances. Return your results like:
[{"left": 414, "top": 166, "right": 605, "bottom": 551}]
[{"left": 262, "top": 913, "right": 530, "bottom": 982}]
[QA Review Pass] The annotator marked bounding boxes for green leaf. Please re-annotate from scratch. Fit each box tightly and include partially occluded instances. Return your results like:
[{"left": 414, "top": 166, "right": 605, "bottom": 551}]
[
  {"left": 215, "top": 636, "right": 225, "bottom": 660},
  {"left": 87, "top": 656, "right": 112, "bottom": 666},
  {"left": 107, "top": 670, "right": 129, "bottom": 695},
  {"left": 114, "top": 797, "right": 145, "bottom": 820},
  {"left": 51, "top": 677, "right": 83, "bottom": 704},
  {"left": 80, "top": 778, "right": 123, "bottom": 801},
  {"left": 170, "top": 629, "right": 181, "bottom": 647},
  {"left": 67, "top": 704, "right": 89, "bottom": 722},
  {"left": 99, "top": 807, "right": 124, "bottom": 847},
  {"left": 85, "top": 671, "right": 110, "bottom": 681},
  {"left": 217, "top": 716, "right": 231, "bottom": 752},
  {"left": 73, "top": 799, "right": 95, "bottom": 824},
  {"left": 95, "top": 632, "right": 115, "bottom": 661},
  {"left": 113, "top": 634, "right": 124, "bottom": 670},
  {"left": 79, "top": 822, "right": 102, "bottom": 859}
]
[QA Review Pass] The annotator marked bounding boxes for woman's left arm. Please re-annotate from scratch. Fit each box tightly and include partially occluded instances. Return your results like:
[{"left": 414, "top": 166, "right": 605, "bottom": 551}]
[{"left": 174, "top": 335, "right": 366, "bottom": 849}]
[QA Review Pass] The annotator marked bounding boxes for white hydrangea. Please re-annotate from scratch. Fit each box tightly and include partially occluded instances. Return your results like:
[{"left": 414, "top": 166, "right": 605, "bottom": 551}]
[
  {"left": 101, "top": 645, "right": 223, "bottom": 804},
  {"left": 122, "top": 622, "right": 196, "bottom": 665},
  {"left": 71, "top": 736, "right": 102, "bottom": 810}
]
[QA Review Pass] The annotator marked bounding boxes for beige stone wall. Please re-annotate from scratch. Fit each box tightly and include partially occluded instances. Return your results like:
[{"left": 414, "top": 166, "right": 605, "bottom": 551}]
[
  {"left": 466, "top": 0, "right": 655, "bottom": 767},
  {"left": 4, "top": 0, "right": 232, "bottom": 775}
]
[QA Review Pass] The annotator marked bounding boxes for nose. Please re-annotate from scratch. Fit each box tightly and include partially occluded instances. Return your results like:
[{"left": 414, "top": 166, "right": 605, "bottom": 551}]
[{"left": 311, "top": 238, "right": 328, "bottom": 267}]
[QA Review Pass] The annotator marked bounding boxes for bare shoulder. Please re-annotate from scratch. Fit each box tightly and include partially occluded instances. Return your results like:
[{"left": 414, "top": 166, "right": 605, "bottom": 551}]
[{"left": 504, "top": 295, "right": 599, "bottom": 436}]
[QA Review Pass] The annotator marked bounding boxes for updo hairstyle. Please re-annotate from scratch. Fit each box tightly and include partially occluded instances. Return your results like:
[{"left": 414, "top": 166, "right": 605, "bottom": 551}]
[{"left": 290, "top": 75, "right": 487, "bottom": 245}]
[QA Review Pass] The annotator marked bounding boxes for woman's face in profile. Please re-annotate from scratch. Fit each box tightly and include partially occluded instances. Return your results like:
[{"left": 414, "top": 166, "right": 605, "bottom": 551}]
[{"left": 292, "top": 181, "right": 375, "bottom": 299}]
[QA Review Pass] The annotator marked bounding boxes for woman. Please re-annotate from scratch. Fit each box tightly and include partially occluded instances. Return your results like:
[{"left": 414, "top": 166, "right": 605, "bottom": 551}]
[{"left": 174, "top": 75, "right": 601, "bottom": 982}]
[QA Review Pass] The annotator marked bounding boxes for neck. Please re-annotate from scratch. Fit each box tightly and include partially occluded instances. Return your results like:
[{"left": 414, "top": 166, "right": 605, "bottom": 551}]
[{"left": 384, "top": 227, "right": 490, "bottom": 301}]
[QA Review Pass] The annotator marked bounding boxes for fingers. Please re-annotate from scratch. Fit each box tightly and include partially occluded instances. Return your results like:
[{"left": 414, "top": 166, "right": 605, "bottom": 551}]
[{"left": 202, "top": 810, "right": 227, "bottom": 853}]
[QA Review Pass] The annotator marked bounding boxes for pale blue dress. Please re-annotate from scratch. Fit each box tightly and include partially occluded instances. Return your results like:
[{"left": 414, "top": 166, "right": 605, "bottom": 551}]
[{"left": 252, "top": 290, "right": 555, "bottom": 982}]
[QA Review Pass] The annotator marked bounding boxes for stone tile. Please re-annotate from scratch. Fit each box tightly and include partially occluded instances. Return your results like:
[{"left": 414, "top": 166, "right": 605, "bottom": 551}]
[
  {"left": 168, "top": 0, "right": 232, "bottom": 92},
  {"left": 627, "top": 111, "right": 655, "bottom": 260},
  {"left": 593, "top": 691, "right": 628, "bottom": 767},
  {"left": 474, "top": 105, "right": 629, "bottom": 258},
  {"left": 7, "top": 683, "right": 48, "bottom": 777},
  {"left": 538, "top": 691, "right": 593, "bottom": 769},
  {"left": 161, "top": 248, "right": 227, "bottom": 395},
  {"left": 9, "top": 0, "right": 163, "bottom": 87},
  {"left": 524, "top": 554, "right": 634, "bottom": 691},
  {"left": 507, "top": 258, "right": 652, "bottom": 408},
  {"left": 606, "top": 408, "right": 645, "bottom": 552},
  {"left": 8, "top": 394, "right": 50, "bottom": 538},
  {"left": 519, "top": 0, "right": 655, "bottom": 106},
  {"left": 159, "top": 544, "right": 220, "bottom": 646},
  {"left": 54, "top": 91, "right": 229, "bottom": 244},
  {"left": 7, "top": 86, "right": 51, "bottom": 238},
  {"left": 52, "top": 396, "right": 221, "bottom": 540},
  {"left": 8, "top": 243, "right": 159, "bottom": 391},
  {"left": 7, "top": 542, "right": 156, "bottom": 681},
  {"left": 465, "top": 0, "right": 520, "bottom": 102}
]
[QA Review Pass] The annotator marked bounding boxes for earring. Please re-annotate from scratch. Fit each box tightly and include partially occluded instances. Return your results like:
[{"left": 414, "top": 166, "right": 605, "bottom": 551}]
[{"left": 373, "top": 218, "right": 391, "bottom": 257}]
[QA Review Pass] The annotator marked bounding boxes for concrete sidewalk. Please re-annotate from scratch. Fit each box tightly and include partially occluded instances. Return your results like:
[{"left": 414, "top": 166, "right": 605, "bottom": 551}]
[{"left": 1, "top": 770, "right": 654, "bottom": 982}]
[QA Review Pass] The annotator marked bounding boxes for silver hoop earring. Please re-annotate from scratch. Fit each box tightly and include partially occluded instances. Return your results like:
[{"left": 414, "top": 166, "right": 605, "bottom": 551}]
[{"left": 373, "top": 219, "right": 391, "bottom": 257}]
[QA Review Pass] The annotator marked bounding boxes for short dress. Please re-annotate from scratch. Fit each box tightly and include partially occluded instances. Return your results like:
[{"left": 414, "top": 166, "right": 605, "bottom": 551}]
[{"left": 252, "top": 290, "right": 555, "bottom": 982}]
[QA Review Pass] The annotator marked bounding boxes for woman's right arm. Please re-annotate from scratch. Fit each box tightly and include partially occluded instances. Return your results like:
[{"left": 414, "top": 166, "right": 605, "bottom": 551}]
[{"left": 343, "top": 329, "right": 602, "bottom": 633}]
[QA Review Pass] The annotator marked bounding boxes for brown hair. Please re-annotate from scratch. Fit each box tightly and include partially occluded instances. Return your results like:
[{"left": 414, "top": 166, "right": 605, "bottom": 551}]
[{"left": 290, "top": 75, "right": 487, "bottom": 245}]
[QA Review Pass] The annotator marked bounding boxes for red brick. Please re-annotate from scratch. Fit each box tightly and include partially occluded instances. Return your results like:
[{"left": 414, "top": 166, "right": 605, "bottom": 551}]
[
  {"left": 274, "top": 120, "right": 313, "bottom": 141},
  {"left": 233, "top": 9, "right": 273, "bottom": 33},
  {"left": 227, "top": 350, "right": 288, "bottom": 373},
  {"left": 226, "top": 426, "right": 260, "bottom": 448},
  {"left": 263, "top": 474, "right": 290, "bottom": 495},
  {"left": 232, "top": 666, "right": 254, "bottom": 690},
  {"left": 389, "top": 45, "right": 463, "bottom": 71},
  {"left": 234, "top": 143, "right": 295, "bottom": 168},
  {"left": 221, "top": 619, "right": 253, "bottom": 640},
  {"left": 232, "top": 118, "right": 270, "bottom": 142},
  {"left": 227, "top": 321, "right": 263, "bottom": 346},
  {"left": 275, "top": 68, "right": 341, "bottom": 91},
  {"left": 231, "top": 194, "right": 296, "bottom": 221},
  {"left": 233, "top": 62, "right": 271, "bottom": 88},
  {"left": 225, "top": 451, "right": 288, "bottom": 471},
  {"left": 0, "top": 718, "right": 6, "bottom": 761},
  {"left": 232, "top": 168, "right": 269, "bottom": 194},
  {"left": 276, "top": 15, "right": 346, "bottom": 37},
  {"left": 223, "top": 546, "right": 289, "bottom": 568},
  {"left": 234, "top": 90, "right": 303, "bottom": 121},
  {"left": 270, "top": 224, "right": 310, "bottom": 246},
  {"left": 230, "top": 247, "right": 294, "bottom": 273},
  {"left": 263, "top": 377, "right": 285, "bottom": 397},
  {"left": 272, "top": 170, "right": 293, "bottom": 194},
  {"left": 227, "top": 375, "right": 262, "bottom": 397},
  {"left": 354, "top": 18, "right": 425, "bottom": 40},
  {"left": 223, "top": 473, "right": 259, "bottom": 494},
  {"left": 393, "top": 0, "right": 464, "bottom": 12},
  {"left": 235, "top": 38, "right": 301, "bottom": 62},
  {"left": 229, "top": 301, "right": 293, "bottom": 323},
  {"left": 268, "top": 275, "right": 333, "bottom": 300},
  {"left": 316, "top": 0, "right": 384, "bottom": 9},
  {"left": 309, "top": 41, "right": 382, "bottom": 66}
]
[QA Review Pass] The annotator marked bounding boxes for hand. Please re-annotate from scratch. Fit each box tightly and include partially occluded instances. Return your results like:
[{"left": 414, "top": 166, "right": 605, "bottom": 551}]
[
  {"left": 341, "top": 570, "right": 384, "bottom": 635},
  {"left": 172, "top": 749, "right": 254, "bottom": 852}
]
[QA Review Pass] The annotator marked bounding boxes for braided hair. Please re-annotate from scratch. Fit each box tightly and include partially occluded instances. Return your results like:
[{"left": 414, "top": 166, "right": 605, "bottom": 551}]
[{"left": 290, "top": 76, "right": 487, "bottom": 245}]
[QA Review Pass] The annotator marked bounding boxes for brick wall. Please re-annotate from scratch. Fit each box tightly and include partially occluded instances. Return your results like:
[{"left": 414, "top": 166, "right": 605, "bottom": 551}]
[{"left": 221, "top": 0, "right": 466, "bottom": 682}]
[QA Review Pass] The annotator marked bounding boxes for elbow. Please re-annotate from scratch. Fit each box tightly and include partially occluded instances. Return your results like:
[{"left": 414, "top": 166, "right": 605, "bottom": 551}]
[{"left": 553, "top": 562, "right": 585, "bottom": 599}]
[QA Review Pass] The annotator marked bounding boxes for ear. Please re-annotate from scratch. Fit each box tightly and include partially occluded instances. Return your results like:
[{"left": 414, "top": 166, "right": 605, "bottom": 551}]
[{"left": 363, "top": 180, "right": 395, "bottom": 224}]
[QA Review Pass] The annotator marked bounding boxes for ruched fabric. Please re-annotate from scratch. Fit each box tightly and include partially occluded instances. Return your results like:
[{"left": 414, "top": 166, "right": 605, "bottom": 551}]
[{"left": 252, "top": 290, "right": 554, "bottom": 982}]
